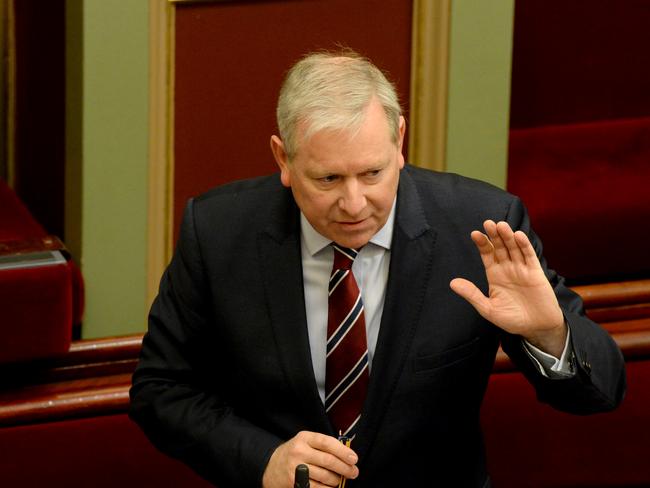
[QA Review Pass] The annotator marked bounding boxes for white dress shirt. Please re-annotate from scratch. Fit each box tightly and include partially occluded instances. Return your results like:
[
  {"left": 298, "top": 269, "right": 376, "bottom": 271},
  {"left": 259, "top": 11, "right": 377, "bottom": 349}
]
[{"left": 300, "top": 199, "right": 573, "bottom": 403}]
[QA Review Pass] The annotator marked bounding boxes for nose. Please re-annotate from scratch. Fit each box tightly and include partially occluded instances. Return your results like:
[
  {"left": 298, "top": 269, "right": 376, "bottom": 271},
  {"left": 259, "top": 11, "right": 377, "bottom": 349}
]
[{"left": 338, "top": 179, "right": 367, "bottom": 217}]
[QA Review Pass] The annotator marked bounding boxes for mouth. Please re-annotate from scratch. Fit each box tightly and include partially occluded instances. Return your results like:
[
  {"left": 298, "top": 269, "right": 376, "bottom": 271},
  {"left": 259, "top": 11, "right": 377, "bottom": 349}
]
[{"left": 337, "top": 219, "right": 368, "bottom": 228}]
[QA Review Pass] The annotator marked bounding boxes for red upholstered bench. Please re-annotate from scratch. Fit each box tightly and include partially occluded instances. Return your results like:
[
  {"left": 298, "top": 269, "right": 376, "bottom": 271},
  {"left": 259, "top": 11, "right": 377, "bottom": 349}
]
[
  {"left": 0, "top": 414, "right": 212, "bottom": 488},
  {"left": 0, "top": 178, "right": 84, "bottom": 363},
  {"left": 508, "top": 117, "right": 650, "bottom": 284},
  {"left": 483, "top": 349, "right": 650, "bottom": 488}
]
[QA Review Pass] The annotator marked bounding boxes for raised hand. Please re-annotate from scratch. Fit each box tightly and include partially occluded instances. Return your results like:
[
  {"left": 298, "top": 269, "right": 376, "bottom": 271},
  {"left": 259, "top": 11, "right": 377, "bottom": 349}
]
[
  {"left": 450, "top": 220, "right": 567, "bottom": 357},
  {"left": 263, "top": 431, "right": 358, "bottom": 488}
]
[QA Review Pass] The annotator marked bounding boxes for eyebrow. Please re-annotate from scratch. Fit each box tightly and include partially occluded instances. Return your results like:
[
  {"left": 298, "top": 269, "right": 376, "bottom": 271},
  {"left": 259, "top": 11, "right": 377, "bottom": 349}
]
[
  {"left": 307, "top": 157, "right": 390, "bottom": 178},
  {"left": 360, "top": 160, "right": 389, "bottom": 172}
]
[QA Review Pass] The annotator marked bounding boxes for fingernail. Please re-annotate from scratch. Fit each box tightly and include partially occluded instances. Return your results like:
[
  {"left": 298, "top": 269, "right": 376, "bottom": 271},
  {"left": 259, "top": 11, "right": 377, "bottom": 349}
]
[{"left": 349, "top": 454, "right": 358, "bottom": 463}]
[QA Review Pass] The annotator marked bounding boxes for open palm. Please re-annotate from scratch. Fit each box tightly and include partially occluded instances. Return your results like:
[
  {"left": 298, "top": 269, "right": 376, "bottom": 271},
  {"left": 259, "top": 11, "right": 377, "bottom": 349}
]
[{"left": 450, "top": 220, "right": 566, "bottom": 356}]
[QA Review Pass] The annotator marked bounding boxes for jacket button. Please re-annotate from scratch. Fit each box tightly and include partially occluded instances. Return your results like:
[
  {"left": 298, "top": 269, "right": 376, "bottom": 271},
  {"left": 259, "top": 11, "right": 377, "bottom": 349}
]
[{"left": 581, "top": 360, "right": 592, "bottom": 374}]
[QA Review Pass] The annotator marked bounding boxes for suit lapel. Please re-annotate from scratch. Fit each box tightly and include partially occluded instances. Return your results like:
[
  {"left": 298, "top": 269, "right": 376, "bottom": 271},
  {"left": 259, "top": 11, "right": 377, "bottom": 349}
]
[
  {"left": 257, "top": 190, "right": 332, "bottom": 434},
  {"left": 354, "top": 168, "right": 438, "bottom": 459}
]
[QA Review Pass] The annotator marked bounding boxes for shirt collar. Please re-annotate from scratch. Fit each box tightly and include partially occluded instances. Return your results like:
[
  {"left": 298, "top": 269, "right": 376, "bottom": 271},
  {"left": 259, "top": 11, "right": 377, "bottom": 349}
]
[{"left": 300, "top": 197, "right": 396, "bottom": 257}]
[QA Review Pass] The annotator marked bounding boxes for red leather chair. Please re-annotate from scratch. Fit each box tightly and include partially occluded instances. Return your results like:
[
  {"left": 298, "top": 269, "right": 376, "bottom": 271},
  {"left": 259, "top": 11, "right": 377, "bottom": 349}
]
[{"left": 0, "top": 178, "right": 84, "bottom": 363}]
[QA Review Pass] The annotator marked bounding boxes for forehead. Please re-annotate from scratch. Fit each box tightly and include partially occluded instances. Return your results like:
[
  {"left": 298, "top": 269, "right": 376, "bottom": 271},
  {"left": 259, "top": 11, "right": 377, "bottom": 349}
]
[{"left": 294, "top": 100, "right": 395, "bottom": 169}]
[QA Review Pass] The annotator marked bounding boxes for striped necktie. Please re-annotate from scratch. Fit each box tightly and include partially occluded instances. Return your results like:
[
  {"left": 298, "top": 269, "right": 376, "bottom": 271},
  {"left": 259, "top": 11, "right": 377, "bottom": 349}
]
[{"left": 325, "top": 244, "right": 369, "bottom": 437}]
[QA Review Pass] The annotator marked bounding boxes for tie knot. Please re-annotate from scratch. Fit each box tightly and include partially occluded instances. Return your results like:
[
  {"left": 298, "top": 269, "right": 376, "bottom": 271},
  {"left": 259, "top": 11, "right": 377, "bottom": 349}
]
[{"left": 332, "top": 244, "right": 359, "bottom": 270}]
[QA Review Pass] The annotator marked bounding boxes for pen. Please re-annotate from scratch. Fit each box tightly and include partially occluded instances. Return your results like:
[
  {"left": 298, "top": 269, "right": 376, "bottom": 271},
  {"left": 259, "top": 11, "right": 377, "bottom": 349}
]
[
  {"left": 337, "top": 432, "right": 352, "bottom": 488},
  {"left": 294, "top": 463, "right": 310, "bottom": 488}
]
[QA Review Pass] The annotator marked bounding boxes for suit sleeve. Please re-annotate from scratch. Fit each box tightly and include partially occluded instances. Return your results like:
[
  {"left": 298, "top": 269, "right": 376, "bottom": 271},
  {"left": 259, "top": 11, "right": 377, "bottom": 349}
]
[
  {"left": 498, "top": 196, "right": 626, "bottom": 414},
  {"left": 129, "top": 199, "right": 283, "bottom": 487}
]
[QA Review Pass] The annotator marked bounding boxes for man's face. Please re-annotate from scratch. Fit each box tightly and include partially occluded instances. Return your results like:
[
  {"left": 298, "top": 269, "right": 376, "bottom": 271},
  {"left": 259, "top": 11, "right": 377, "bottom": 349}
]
[{"left": 271, "top": 98, "right": 405, "bottom": 249}]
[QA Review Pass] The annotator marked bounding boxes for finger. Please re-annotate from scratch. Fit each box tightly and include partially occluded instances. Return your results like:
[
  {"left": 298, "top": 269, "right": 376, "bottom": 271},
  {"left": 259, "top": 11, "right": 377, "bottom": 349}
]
[
  {"left": 301, "top": 433, "right": 358, "bottom": 479},
  {"left": 309, "top": 480, "right": 338, "bottom": 488},
  {"left": 449, "top": 278, "right": 491, "bottom": 319},
  {"left": 470, "top": 230, "right": 495, "bottom": 269},
  {"left": 483, "top": 219, "right": 510, "bottom": 263},
  {"left": 307, "top": 464, "right": 346, "bottom": 487},
  {"left": 306, "top": 432, "right": 358, "bottom": 465},
  {"left": 305, "top": 452, "right": 358, "bottom": 481},
  {"left": 513, "top": 230, "right": 540, "bottom": 268},
  {"left": 496, "top": 221, "right": 525, "bottom": 264}
]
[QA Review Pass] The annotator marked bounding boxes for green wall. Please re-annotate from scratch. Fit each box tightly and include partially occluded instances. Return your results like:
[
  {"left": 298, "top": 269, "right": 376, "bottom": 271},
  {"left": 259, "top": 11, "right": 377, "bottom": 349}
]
[
  {"left": 72, "top": 0, "right": 149, "bottom": 338},
  {"left": 446, "top": 0, "right": 514, "bottom": 189}
]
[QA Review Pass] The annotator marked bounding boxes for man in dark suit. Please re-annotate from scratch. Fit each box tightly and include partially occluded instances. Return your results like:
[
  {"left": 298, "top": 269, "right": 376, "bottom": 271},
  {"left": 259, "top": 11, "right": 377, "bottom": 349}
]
[{"left": 130, "top": 51, "right": 625, "bottom": 488}]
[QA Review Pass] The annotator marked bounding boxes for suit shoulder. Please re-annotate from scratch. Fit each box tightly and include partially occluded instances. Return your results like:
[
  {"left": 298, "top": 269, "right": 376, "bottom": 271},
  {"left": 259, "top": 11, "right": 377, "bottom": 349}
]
[
  {"left": 191, "top": 173, "right": 289, "bottom": 213},
  {"left": 184, "top": 173, "right": 295, "bottom": 232},
  {"left": 404, "top": 165, "right": 516, "bottom": 207},
  {"left": 194, "top": 173, "right": 283, "bottom": 203}
]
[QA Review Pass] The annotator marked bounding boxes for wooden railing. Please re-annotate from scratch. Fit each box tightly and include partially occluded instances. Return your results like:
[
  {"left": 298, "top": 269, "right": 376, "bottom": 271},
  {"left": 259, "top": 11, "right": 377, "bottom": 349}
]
[
  {"left": 494, "top": 279, "right": 650, "bottom": 370},
  {"left": 1, "top": 279, "right": 649, "bottom": 427}
]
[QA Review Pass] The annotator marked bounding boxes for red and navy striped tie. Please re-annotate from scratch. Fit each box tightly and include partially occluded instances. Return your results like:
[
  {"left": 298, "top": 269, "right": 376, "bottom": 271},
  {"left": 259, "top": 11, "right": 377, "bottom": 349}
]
[{"left": 325, "top": 244, "right": 369, "bottom": 437}]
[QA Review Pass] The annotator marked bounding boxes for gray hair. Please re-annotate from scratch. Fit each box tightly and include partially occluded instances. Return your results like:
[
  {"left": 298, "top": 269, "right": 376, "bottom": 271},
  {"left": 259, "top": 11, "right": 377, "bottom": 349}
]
[{"left": 276, "top": 49, "right": 402, "bottom": 160}]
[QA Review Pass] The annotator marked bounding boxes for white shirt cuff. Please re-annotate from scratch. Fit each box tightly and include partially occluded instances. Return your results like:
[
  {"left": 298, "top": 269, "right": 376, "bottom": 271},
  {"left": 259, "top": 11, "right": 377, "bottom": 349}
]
[{"left": 523, "top": 327, "right": 575, "bottom": 378}]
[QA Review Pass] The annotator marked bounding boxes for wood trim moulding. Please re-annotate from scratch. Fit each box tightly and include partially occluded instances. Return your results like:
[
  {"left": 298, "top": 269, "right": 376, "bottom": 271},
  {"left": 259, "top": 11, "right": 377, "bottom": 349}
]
[
  {"left": 614, "top": 328, "right": 650, "bottom": 359},
  {"left": 0, "top": 374, "right": 132, "bottom": 426},
  {"left": 587, "top": 303, "right": 650, "bottom": 324},
  {"left": 67, "top": 334, "right": 144, "bottom": 361},
  {"left": 3, "top": 0, "right": 17, "bottom": 186},
  {"left": 573, "top": 279, "right": 650, "bottom": 308},
  {"left": 146, "top": 0, "right": 176, "bottom": 313},
  {"left": 408, "top": 0, "right": 450, "bottom": 171},
  {"left": 575, "top": 279, "right": 650, "bottom": 324},
  {"left": 0, "top": 335, "right": 143, "bottom": 388}
]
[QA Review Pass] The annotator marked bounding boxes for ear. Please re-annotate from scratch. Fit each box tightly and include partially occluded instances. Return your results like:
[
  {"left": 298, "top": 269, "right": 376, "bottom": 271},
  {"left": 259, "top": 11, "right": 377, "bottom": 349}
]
[
  {"left": 397, "top": 116, "right": 406, "bottom": 169},
  {"left": 270, "top": 135, "right": 291, "bottom": 188}
]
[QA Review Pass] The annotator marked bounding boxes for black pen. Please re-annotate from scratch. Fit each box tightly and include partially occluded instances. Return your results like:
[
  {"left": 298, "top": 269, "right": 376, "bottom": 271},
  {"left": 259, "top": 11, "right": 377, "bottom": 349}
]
[{"left": 294, "top": 463, "right": 310, "bottom": 488}]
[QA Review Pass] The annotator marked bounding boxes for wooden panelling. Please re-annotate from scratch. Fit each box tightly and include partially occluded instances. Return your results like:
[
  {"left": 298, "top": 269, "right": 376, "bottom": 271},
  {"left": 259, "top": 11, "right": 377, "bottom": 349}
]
[{"left": 173, "top": 0, "right": 413, "bottom": 241}]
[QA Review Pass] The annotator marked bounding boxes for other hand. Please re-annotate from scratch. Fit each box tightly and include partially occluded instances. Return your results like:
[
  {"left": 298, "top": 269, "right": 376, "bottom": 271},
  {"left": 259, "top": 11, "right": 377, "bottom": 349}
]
[
  {"left": 262, "top": 431, "right": 359, "bottom": 488},
  {"left": 450, "top": 220, "right": 566, "bottom": 356}
]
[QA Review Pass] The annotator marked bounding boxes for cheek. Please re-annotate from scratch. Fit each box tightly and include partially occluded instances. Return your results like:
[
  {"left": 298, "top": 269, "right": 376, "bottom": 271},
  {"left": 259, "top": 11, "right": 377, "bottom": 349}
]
[
  {"left": 299, "top": 190, "right": 337, "bottom": 219},
  {"left": 313, "top": 194, "right": 339, "bottom": 217},
  {"left": 370, "top": 181, "right": 398, "bottom": 211}
]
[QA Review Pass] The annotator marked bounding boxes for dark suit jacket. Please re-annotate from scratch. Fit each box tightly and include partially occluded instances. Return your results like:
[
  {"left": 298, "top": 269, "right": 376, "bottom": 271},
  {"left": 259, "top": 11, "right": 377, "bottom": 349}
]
[{"left": 130, "top": 166, "right": 625, "bottom": 488}]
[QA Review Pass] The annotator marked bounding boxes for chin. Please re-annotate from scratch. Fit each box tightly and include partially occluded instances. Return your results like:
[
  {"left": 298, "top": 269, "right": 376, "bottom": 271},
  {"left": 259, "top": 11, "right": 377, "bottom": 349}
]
[{"left": 333, "top": 234, "right": 372, "bottom": 250}]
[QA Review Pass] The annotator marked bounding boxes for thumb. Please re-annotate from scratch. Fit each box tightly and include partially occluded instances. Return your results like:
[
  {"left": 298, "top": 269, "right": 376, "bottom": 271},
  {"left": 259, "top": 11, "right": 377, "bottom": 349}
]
[{"left": 450, "top": 278, "right": 490, "bottom": 317}]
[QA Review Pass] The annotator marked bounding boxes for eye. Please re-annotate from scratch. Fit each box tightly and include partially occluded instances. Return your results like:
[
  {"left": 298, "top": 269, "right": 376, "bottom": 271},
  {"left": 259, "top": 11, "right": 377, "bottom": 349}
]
[
  {"left": 319, "top": 175, "right": 338, "bottom": 183},
  {"left": 365, "top": 169, "right": 382, "bottom": 178}
]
